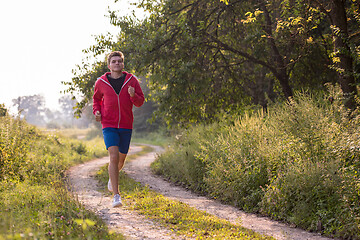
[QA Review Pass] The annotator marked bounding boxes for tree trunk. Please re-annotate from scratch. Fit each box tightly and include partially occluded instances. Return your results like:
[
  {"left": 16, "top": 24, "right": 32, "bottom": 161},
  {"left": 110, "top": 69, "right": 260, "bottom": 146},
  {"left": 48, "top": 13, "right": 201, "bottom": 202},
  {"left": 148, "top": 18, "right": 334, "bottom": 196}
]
[
  {"left": 260, "top": 1, "right": 293, "bottom": 99},
  {"left": 329, "top": 0, "right": 357, "bottom": 109},
  {"left": 277, "top": 69, "right": 293, "bottom": 99}
]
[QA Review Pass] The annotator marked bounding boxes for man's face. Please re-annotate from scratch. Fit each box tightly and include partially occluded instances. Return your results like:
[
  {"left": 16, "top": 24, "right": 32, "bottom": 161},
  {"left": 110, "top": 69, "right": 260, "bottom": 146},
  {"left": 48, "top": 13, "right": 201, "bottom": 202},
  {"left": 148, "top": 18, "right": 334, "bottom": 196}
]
[{"left": 108, "top": 56, "right": 124, "bottom": 73}]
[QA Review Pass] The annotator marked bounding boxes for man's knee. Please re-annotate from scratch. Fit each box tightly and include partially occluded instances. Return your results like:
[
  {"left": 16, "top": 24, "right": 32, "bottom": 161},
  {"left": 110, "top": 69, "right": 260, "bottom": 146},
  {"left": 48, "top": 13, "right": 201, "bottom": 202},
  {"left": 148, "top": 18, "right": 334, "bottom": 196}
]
[
  {"left": 110, "top": 154, "right": 120, "bottom": 162},
  {"left": 108, "top": 146, "right": 119, "bottom": 156}
]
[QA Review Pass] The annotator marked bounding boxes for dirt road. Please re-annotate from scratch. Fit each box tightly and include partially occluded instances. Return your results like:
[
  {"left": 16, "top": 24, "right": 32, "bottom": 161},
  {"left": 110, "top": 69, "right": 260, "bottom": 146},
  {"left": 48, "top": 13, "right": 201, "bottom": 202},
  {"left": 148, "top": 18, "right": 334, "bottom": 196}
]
[{"left": 67, "top": 144, "right": 336, "bottom": 240}]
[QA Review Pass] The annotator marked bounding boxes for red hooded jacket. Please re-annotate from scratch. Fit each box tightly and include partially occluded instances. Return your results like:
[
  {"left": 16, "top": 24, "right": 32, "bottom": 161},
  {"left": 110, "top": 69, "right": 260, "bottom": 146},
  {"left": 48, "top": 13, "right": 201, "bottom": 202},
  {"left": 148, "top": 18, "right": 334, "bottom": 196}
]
[{"left": 93, "top": 72, "right": 145, "bottom": 129}]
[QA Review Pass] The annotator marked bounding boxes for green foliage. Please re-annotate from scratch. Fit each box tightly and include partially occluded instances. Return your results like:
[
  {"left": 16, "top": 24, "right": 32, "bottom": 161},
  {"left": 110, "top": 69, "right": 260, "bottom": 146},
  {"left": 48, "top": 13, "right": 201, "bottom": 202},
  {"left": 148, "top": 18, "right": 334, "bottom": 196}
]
[
  {"left": 64, "top": 0, "right": 360, "bottom": 127},
  {"left": 199, "top": 113, "right": 270, "bottom": 211},
  {"left": 153, "top": 85, "right": 360, "bottom": 238},
  {"left": 0, "top": 104, "right": 7, "bottom": 117},
  {"left": 151, "top": 124, "right": 220, "bottom": 192},
  {"left": 0, "top": 115, "right": 121, "bottom": 239}
]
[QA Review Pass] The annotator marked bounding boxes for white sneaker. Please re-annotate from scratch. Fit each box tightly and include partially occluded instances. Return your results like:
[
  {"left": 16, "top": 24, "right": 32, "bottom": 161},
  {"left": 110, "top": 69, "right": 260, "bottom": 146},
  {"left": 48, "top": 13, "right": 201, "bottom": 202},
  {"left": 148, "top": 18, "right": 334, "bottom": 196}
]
[
  {"left": 112, "top": 194, "right": 122, "bottom": 208},
  {"left": 107, "top": 179, "right": 113, "bottom": 192}
]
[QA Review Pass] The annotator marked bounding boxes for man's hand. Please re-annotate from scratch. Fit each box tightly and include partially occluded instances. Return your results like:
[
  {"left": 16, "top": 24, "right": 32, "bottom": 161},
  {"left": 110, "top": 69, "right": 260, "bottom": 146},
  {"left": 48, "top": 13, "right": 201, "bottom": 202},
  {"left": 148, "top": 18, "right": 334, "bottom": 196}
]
[
  {"left": 95, "top": 111, "right": 101, "bottom": 122},
  {"left": 128, "top": 86, "right": 135, "bottom": 97}
]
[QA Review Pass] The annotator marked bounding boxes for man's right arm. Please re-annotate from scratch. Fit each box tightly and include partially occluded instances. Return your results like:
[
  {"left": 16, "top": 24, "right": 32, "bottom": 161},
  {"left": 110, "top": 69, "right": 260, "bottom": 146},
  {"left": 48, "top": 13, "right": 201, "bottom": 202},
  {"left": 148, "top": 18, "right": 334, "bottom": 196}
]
[{"left": 93, "top": 81, "right": 102, "bottom": 122}]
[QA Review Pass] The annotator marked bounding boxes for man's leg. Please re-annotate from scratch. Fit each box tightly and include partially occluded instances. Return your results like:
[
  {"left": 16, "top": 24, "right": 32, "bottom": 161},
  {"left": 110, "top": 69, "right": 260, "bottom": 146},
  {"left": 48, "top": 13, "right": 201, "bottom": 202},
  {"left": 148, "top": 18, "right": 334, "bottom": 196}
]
[
  {"left": 117, "top": 128, "right": 131, "bottom": 174},
  {"left": 108, "top": 147, "right": 128, "bottom": 194},
  {"left": 108, "top": 146, "right": 121, "bottom": 195}
]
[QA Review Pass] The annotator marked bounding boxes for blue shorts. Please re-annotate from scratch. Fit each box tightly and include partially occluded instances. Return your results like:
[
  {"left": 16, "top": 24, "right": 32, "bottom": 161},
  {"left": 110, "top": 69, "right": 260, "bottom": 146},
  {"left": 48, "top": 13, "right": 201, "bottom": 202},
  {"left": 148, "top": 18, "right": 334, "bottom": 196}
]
[{"left": 102, "top": 128, "right": 132, "bottom": 154}]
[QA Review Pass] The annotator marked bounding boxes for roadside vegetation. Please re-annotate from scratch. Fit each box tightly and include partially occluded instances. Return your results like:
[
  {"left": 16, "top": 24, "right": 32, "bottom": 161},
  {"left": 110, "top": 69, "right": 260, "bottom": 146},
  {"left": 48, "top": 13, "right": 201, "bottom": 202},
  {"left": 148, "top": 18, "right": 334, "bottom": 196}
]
[
  {"left": 132, "top": 128, "right": 170, "bottom": 147},
  {"left": 0, "top": 114, "right": 125, "bottom": 239},
  {"left": 96, "top": 149, "right": 274, "bottom": 240},
  {"left": 152, "top": 86, "right": 360, "bottom": 239}
]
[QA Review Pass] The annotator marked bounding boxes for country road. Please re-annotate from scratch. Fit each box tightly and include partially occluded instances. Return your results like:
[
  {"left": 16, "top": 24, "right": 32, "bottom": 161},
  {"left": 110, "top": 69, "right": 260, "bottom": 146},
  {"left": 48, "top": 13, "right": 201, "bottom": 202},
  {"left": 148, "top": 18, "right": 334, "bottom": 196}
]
[{"left": 67, "top": 144, "right": 336, "bottom": 240}]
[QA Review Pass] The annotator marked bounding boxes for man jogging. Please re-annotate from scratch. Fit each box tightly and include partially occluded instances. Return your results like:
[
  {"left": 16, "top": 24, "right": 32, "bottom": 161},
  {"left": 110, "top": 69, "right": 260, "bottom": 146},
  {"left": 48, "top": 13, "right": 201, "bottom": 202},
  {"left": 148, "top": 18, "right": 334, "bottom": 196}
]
[{"left": 93, "top": 51, "right": 144, "bottom": 207}]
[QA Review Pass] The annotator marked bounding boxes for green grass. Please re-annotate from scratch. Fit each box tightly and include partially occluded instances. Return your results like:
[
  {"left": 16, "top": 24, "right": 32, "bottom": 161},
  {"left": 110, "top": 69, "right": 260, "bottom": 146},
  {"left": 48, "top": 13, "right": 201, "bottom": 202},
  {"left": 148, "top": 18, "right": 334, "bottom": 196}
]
[
  {"left": 0, "top": 181, "right": 124, "bottom": 240},
  {"left": 96, "top": 145, "right": 274, "bottom": 240},
  {"left": 0, "top": 116, "right": 125, "bottom": 239}
]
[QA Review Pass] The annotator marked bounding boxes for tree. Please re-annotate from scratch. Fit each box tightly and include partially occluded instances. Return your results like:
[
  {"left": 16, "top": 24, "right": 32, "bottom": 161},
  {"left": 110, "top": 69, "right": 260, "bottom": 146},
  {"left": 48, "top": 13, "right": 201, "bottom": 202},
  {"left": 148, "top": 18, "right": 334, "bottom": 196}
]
[
  {"left": 12, "top": 94, "right": 47, "bottom": 126},
  {"left": 106, "top": 0, "right": 337, "bottom": 124},
  {"left": 307, "top": 0, "right": 360, "bottom": 109},
  {"left": 64, "top": 0, "right": 359, "bottom": 126},
  {"left": 59, "top": 95, "right": 76, "bottom": 118},
  {"left": 56, "top": 95, "right": 91, "bottom": 128}
]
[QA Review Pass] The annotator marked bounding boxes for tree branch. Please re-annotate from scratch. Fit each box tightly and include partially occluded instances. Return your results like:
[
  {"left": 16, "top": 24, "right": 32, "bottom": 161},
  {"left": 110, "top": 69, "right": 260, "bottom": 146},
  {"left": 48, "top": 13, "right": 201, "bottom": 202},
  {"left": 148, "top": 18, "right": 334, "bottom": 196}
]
[
  {"left": 311, "top": 0, "right": 333, "bottom": 24},
  {"left": 149, "top": 28, "right": 181, "bottom": 53},
  {"left": 205, "top": 33, "right": 278, "bottom": 74}
]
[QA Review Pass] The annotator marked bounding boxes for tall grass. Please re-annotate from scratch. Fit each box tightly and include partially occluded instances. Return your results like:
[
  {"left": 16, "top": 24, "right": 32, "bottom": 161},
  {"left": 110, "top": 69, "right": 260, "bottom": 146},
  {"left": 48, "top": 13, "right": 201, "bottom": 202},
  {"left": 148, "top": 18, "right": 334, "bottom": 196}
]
[
  {"left": 0, "top": 115, "right": 123, "bottom": 239},
  {"left": 152, "top": 85, "right": 360, "bottom": 239}
]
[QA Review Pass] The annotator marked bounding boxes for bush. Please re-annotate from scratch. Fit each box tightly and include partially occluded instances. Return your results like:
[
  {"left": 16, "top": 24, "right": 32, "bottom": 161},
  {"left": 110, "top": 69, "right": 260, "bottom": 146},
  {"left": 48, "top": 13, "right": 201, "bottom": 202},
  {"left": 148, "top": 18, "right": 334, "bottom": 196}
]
[
  {"left": 151, "top": 125, "right": 213, "bottom": 192},
  {"left": 198, "top": 113, "right": 269, "bottom": 211},
  {"left": 152, "top": 86, "right": 360, "bottom": 238},
  {"left": 0, "top": 116, "right": 33, "bottom": 181}
]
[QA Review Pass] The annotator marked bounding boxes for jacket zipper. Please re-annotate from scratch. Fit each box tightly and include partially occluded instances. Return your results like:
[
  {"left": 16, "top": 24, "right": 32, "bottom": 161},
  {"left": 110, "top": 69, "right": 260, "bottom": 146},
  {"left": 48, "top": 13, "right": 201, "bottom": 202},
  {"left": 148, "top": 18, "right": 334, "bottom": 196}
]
[
  {"left": 118, "top": 76, "right": 133, "bottom": 127},
  {"left": 100, "top": 75, "right": 133, "bottom": 128}
]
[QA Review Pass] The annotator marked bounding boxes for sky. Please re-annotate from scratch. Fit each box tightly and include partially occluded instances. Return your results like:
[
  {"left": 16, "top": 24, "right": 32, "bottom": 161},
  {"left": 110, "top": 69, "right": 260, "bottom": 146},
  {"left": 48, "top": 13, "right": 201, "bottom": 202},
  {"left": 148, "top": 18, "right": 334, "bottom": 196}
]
[{"left": 0, "top": 0, "right": 142, "bottom": 112}]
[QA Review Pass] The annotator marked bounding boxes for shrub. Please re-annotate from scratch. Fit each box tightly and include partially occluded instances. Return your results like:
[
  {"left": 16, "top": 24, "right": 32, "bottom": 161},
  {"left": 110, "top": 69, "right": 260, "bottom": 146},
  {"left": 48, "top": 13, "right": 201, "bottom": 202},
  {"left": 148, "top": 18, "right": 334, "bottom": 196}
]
[
  {"left": 153, "top": 86, "right": 360, "bottom": 238},
  {"left": 151, "top": 124, "right": 212, "bottom": 192},
  {"left": 0, "top": 116, "right": 33, "bottom": 181},
  {"left": 197, "top": 113, "right": 269, "bottom": 211}
]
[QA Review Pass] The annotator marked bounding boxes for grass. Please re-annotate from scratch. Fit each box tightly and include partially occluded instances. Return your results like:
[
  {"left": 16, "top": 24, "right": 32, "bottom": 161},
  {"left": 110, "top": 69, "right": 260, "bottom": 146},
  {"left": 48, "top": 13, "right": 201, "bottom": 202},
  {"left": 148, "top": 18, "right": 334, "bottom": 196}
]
[
  {"left": 0, "top": 181, "right": 125, "bottom": 240},
  {"left": 0, "top": 116, "right": 125, "bottom": 239},
  {"left": 96, "top": 145, "right": 274, "bottom": 240},
  {"left": 41, "top": 127, "right": 91, "bottom": 139}
]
